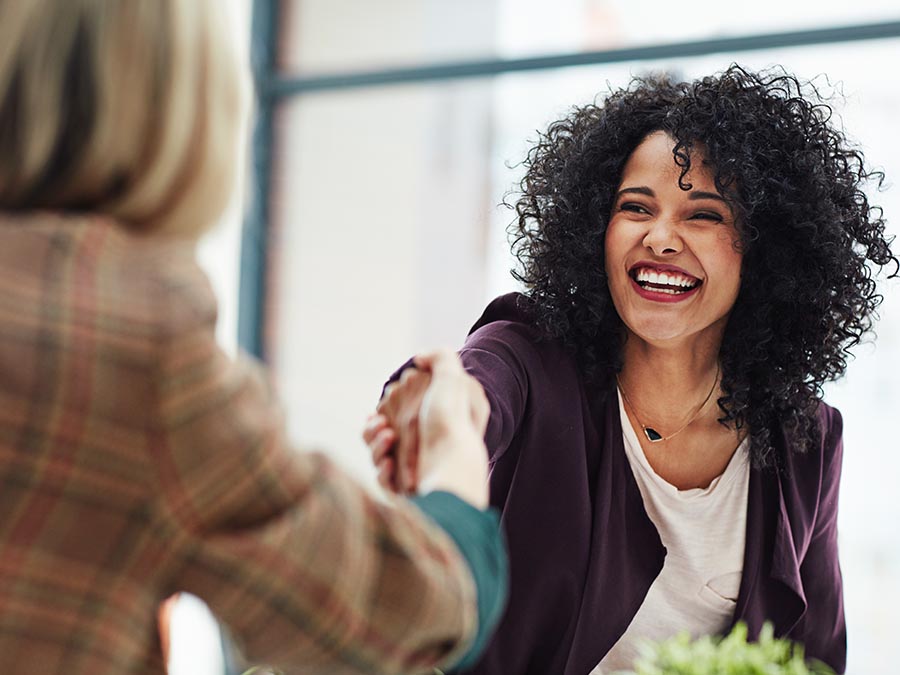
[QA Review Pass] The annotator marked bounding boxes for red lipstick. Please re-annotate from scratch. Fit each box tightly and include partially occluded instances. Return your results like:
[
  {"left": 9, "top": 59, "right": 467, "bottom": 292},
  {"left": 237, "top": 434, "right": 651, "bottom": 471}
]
[{"left": 627, "top": 261, "right": 703, "bottom": 303}]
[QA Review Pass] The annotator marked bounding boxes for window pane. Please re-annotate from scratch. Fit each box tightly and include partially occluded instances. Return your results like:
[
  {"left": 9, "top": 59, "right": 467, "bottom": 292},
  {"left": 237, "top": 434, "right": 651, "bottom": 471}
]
[
  {"left": 268, "top": 80, "right": 495, "bottom": 484},
  {"left": 278, "top": 0, "right": 500, "bottom": 75}
]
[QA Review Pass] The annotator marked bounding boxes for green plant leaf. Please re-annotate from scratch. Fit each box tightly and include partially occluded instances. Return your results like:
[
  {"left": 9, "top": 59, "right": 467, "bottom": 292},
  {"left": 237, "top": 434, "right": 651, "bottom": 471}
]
[{"left": 619, "top": 622, "right": 835, "bottom": 675}]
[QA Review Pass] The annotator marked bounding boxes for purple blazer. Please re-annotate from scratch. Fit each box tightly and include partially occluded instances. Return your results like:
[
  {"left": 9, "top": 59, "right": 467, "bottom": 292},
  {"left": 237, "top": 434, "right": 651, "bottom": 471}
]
[{"left": 451, "top": 293, "right": 846, "bottom": 675}]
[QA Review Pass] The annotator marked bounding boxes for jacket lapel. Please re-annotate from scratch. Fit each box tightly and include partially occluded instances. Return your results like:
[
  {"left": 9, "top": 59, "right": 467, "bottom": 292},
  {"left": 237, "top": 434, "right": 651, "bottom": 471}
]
[
  {"left": 733, "top": 432, "right": 806, "bottom": 638},
  {"left": 564, "top": 386, "right": 665, "bottom": 675}
]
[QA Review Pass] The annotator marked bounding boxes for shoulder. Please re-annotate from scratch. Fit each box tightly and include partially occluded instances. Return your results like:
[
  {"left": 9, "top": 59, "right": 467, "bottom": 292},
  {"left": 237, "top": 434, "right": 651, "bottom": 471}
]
[
  {"left": 113, "top": 229, "right": 217, "bottom": 339},
  {"left": 464, "top": 293, "right": 569, "bottom": 369},
  {"left": 816, "top": 401, "right": 843, "bottom": 455},
  {"left": 800, "top": 400, "right": 843, "bottom": 473},
  {"left": 0, "top": 212, "right": 216, "bottom": 349},
  {"left": 814, "top": 401, "right": 844, "bottom": 486},
  {"left": 461, "top": 294, "right": 591, "bottom": 420},
  {"left": 98, "top": 220, "right": 218, "bottom": 347},
  {"left": 779, "top": 400, "right": 844, "bottom": 515}
]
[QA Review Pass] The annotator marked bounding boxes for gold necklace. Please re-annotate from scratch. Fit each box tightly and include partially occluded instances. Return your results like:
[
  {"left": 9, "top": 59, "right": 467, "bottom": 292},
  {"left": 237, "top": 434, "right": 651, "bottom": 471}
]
[{"left": 617, "top": 362, "right": 720, "bottom": 443}]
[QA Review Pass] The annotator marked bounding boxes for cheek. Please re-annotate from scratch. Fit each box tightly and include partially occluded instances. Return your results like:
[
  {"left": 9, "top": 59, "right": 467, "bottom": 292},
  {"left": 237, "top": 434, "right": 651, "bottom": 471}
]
[
  {"left": 603, "top": 245, "right": 615, "bottom": 277},
  {"left": 712, "top": 247, "right": 743, "bottom": 301},
  {"left": 603, "top": 221, "right": 627, "bottom": 275}
]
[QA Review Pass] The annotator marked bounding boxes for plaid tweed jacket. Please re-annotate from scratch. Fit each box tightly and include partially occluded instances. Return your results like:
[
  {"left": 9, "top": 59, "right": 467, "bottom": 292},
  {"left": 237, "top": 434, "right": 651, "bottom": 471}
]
[{"left": 0, "top": 213, "right": 477, "bottom": 674}]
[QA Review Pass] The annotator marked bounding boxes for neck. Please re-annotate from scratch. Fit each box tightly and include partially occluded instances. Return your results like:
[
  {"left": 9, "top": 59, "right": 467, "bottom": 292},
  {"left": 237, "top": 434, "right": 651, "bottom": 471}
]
[{"left": 618, "top": 333, "right": 722, "bottom": 427}]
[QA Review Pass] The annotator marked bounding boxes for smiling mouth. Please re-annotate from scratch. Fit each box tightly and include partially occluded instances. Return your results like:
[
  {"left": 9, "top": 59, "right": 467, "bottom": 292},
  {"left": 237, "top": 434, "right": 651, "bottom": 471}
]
[{"left": 630, "top": 267, "right": 702, "bottom": 295}]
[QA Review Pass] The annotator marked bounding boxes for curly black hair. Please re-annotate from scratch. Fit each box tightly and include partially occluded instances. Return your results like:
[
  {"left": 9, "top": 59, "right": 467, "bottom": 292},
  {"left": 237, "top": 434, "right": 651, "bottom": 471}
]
[{"left": 509, "top": 64, "right": 898, "bottom": 469}]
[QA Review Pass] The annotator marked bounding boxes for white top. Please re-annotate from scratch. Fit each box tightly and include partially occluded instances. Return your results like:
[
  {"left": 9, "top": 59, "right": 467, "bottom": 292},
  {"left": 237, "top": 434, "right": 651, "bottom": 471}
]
[{"left": 592, "top": 390, "right": 750, "bottom": 674}]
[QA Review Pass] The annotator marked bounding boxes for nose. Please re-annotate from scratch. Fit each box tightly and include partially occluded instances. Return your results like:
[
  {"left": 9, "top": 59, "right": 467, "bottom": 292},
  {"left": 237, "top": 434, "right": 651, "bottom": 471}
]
[{"left": 641, "top": 216, "right": 683, "bottom": 256}]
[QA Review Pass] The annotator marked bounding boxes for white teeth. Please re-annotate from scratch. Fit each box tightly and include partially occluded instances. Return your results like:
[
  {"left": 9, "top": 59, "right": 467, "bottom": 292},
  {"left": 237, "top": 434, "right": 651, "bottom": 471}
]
[
  {"left": 634, "top": 267, "right": 698, "bottom": 289},
  {"left": 634, "top": 268, "right": 699, "bottom": 295}
]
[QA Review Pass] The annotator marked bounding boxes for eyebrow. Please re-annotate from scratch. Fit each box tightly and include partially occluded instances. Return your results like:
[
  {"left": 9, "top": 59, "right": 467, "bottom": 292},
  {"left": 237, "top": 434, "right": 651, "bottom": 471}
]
[
  {"left": 615, "top": 186, "right": 729, "bottom": 205},
  {"left": 688, "top": 190, "right": 728, "bottom": 204}
]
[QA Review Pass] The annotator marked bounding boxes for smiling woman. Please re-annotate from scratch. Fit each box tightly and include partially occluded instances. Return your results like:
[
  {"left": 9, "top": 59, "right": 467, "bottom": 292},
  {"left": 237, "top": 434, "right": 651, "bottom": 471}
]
[{"left": 367, "top": 64, "right": 898, "bottom": 675}]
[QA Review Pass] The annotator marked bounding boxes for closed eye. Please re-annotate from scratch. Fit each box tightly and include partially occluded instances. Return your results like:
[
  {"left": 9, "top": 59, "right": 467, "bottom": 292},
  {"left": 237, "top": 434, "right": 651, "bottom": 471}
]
[
  {"left": 619, "top": 202, "right": 650, "bottom": 215},
  {"left": 690, "top": 211, "right": 724, "bottom": 222}
]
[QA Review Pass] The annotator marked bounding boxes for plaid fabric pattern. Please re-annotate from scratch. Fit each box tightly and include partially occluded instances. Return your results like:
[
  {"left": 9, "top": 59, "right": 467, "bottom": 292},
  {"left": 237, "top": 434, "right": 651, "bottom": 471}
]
[{"left": 0, "top": 213, "right": 477, "bottom": 674}]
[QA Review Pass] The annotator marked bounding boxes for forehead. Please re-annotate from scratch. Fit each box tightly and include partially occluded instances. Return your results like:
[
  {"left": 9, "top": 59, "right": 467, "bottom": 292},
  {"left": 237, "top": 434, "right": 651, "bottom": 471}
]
[{"left": 619, "top": 131, "right": 717, "bottom": 190}]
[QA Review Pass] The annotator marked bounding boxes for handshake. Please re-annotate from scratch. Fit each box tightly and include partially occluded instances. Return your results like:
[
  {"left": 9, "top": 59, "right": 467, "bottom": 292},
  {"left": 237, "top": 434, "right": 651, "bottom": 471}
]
[{"left": 363, "top": 350, "right": 491, "bottom": 510}]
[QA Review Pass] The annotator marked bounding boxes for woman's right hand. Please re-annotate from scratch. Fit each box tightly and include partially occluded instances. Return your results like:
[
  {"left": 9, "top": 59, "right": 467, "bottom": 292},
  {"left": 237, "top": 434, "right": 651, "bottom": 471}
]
[
  {"left": 364, "top": 350, "right": 490, "bottom": 509},
  {"left": 365, "top": 367, "right": 430, "bottom": 495}
]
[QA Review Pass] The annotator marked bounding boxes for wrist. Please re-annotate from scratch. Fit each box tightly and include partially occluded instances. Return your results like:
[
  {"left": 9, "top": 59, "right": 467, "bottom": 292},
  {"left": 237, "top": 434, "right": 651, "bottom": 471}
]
[{"left": 418, "top": 432, "right": 489, "bottom": 509}]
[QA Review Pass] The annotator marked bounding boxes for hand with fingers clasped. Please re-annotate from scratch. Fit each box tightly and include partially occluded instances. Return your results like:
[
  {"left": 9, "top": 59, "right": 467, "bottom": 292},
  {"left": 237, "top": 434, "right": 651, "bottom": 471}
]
[{"left": 364, "top": 350, "right": 490, "bottom": 510}]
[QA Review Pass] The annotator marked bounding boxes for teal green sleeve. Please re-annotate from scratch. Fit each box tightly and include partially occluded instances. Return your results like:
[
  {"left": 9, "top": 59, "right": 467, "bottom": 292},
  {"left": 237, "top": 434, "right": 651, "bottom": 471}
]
[{"left": 411, "top": 491, "right": 508, "bottom": 672}]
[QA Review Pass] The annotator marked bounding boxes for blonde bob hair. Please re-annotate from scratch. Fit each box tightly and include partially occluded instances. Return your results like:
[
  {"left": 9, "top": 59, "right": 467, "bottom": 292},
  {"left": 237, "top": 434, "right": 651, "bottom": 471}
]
[{"left": 0, "top": 0, "right": 249, "bottom": 235}]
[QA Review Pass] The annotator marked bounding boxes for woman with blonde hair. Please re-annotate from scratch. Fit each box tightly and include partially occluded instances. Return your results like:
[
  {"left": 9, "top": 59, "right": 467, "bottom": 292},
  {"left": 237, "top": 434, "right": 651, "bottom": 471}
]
[{"left": 0, "top": 2, "right": 507, "bottom": 673}]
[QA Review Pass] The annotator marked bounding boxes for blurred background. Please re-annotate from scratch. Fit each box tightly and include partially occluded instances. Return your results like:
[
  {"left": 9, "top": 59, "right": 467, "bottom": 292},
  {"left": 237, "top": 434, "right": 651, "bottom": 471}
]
[{"left": 179, "top": 1, "right": 900, "bottom": 672}]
